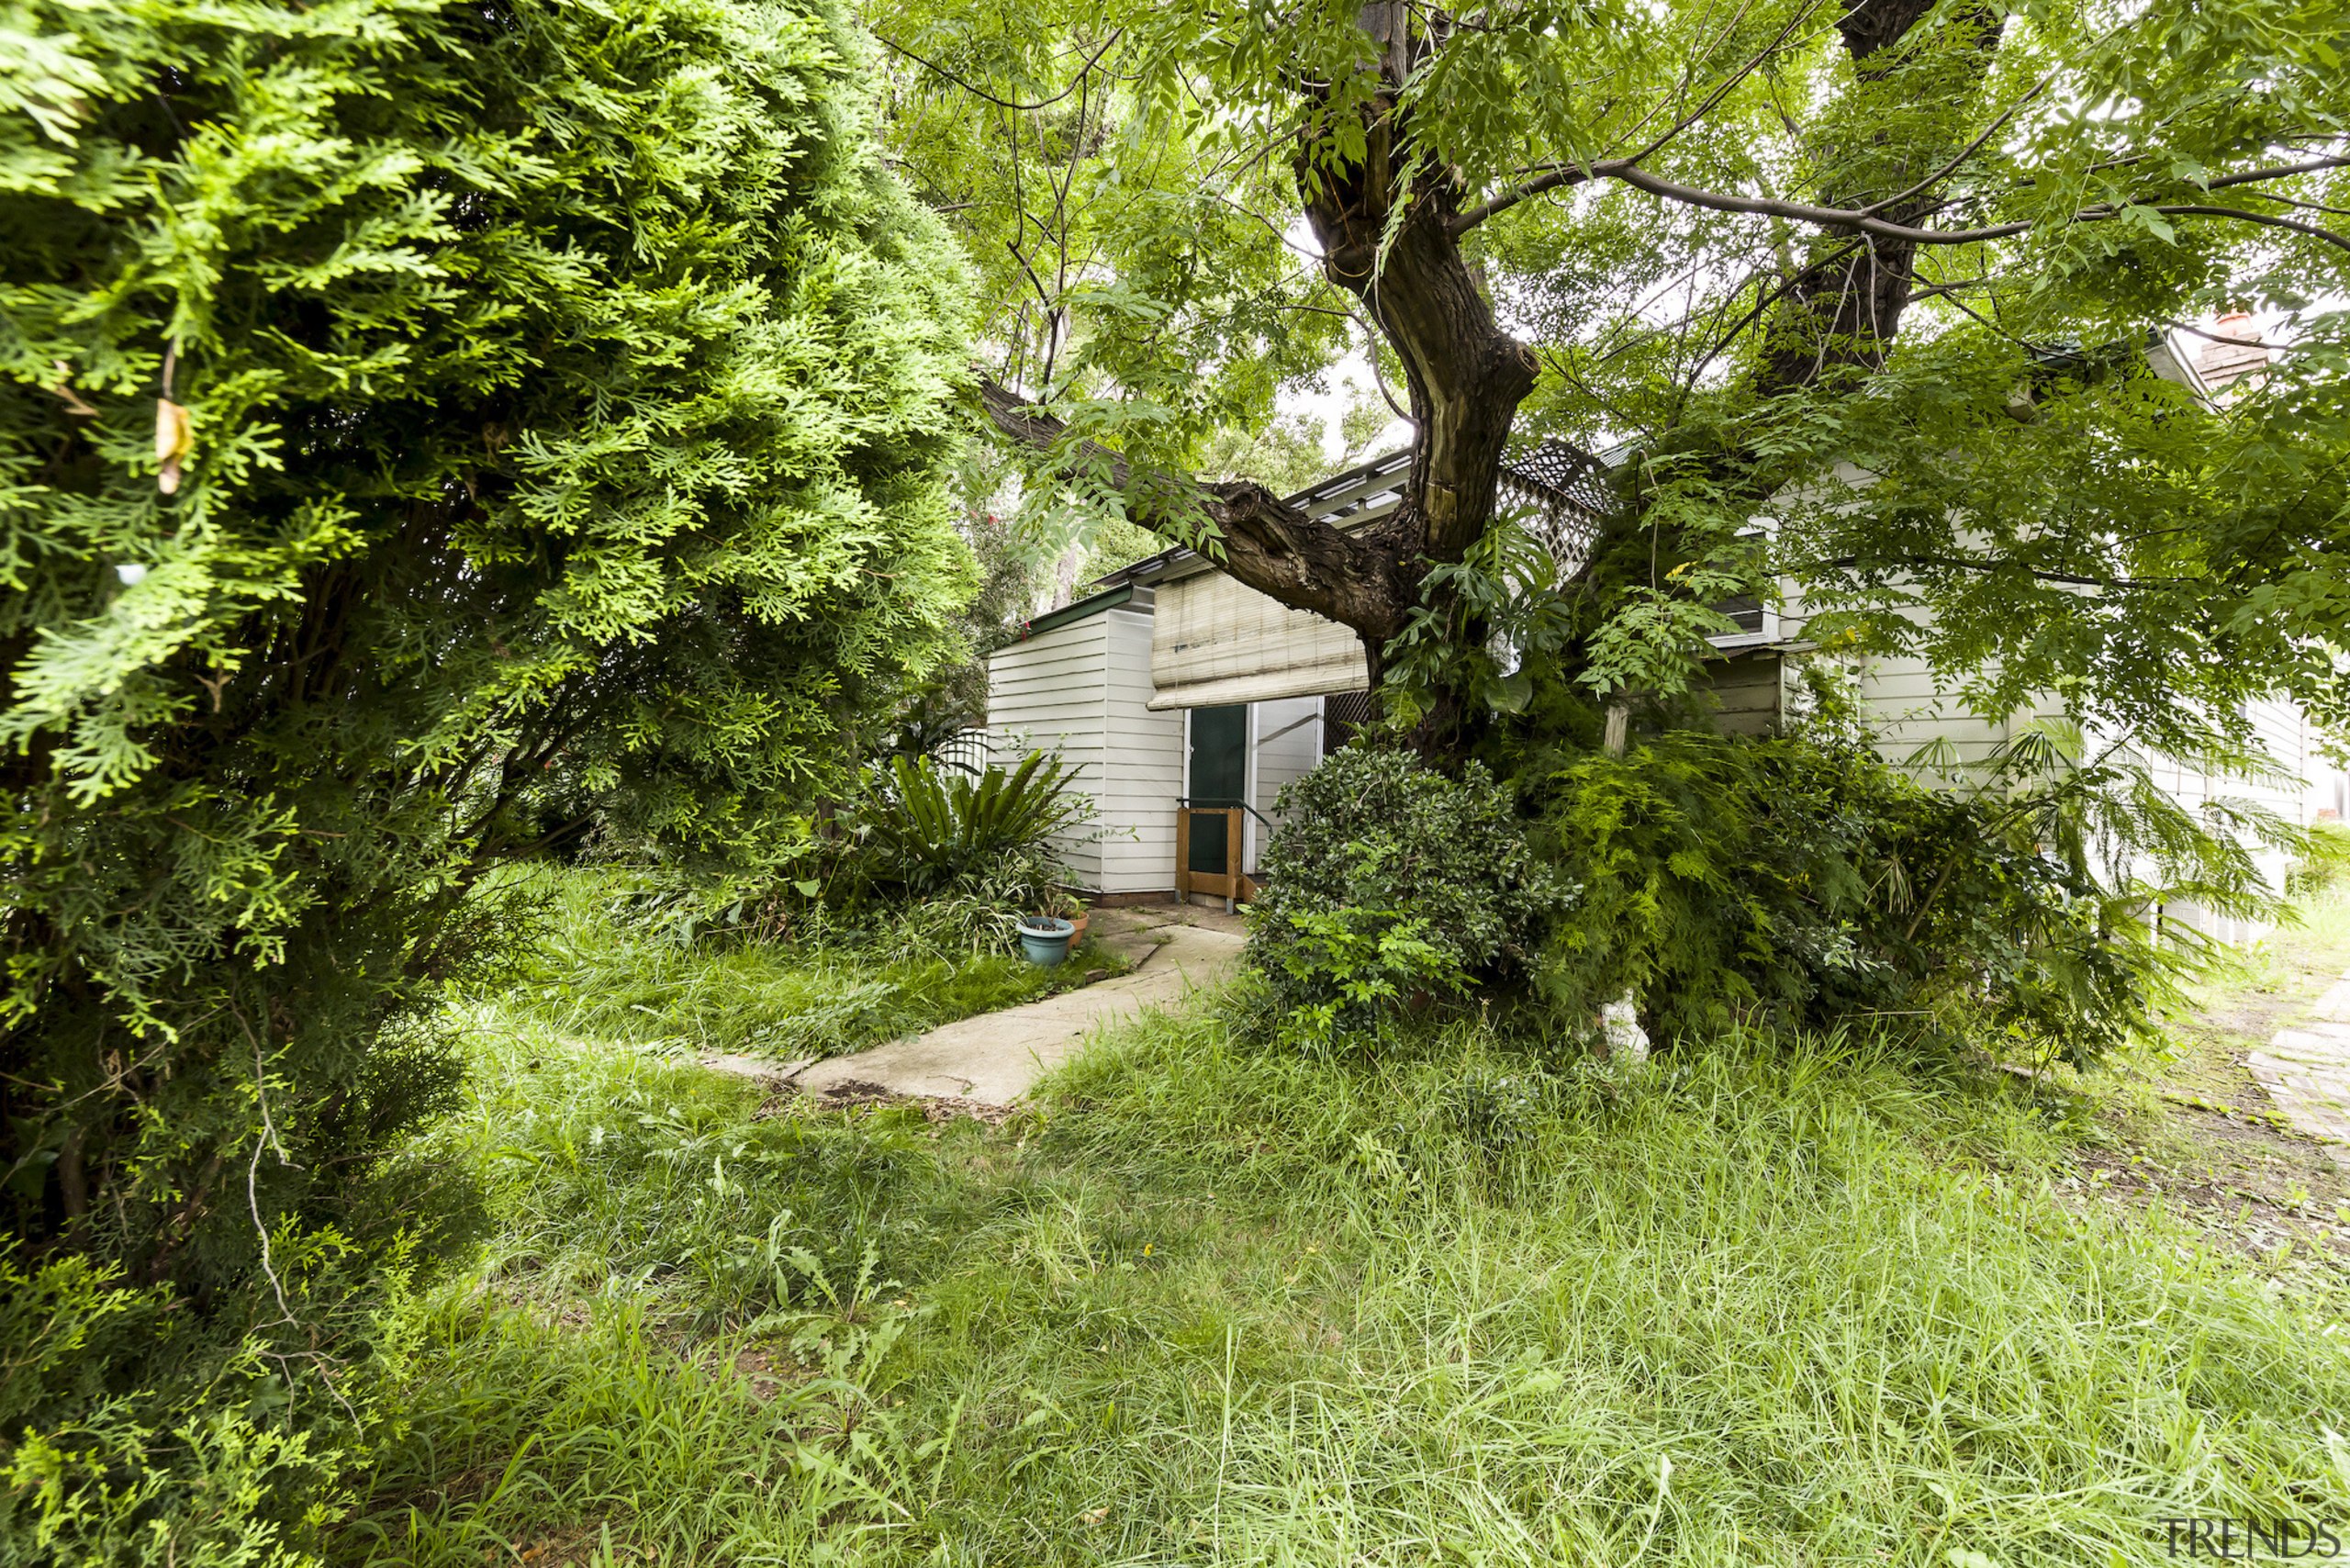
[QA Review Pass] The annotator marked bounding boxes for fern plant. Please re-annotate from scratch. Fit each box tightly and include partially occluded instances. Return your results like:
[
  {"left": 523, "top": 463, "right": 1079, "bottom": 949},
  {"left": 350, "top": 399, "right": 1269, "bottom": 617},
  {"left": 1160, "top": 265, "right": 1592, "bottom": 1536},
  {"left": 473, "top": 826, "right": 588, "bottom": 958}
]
[{"left": 856, "top": 751, "right": 1091, "bottom": 903}]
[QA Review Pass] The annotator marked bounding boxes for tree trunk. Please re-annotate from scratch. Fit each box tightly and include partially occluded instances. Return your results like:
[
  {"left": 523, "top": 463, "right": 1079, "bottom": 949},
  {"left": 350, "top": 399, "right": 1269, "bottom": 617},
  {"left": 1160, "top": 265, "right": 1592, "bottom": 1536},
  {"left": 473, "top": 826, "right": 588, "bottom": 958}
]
[
  {"left": 984, "top": 13, "right": 1540, "bottom": 762},
  {"left": 982, "top": 0, "right": 2007, "bottom": 764},
  {"left": 1751, "top": 0, "right": 2006, "bottom": 402}
]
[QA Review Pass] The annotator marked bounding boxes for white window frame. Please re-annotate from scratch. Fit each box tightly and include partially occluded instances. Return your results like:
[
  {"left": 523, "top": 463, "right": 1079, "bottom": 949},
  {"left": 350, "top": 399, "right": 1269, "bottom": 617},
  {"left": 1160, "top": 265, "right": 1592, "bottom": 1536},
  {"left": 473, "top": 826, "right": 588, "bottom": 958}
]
[{"left": 1706, "top": 518, "right": 1782, "bottom": 653}]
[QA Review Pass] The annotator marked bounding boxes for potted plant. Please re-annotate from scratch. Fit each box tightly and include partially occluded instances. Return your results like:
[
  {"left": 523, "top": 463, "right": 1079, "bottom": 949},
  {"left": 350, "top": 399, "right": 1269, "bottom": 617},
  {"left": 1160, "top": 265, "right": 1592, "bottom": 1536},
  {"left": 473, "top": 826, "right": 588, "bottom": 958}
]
[{"left": 1016, "top": 912, "right": 1076, "bottom": 968}]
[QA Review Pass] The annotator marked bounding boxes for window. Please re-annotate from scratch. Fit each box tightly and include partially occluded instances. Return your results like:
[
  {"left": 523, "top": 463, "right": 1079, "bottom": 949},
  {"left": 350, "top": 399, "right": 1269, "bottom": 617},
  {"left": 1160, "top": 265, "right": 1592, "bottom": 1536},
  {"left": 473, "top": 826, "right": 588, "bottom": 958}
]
[{"left": 1707, "top": 521, "right": 1781, "bottom": 650}]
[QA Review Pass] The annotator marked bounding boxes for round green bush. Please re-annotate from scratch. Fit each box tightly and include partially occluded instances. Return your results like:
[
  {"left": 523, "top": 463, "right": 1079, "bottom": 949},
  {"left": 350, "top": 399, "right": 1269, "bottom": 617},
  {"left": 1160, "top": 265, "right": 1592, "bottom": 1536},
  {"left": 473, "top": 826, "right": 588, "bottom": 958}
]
[{"left": 1248, "top": 747, "right": 1572, "bottom": 1041}]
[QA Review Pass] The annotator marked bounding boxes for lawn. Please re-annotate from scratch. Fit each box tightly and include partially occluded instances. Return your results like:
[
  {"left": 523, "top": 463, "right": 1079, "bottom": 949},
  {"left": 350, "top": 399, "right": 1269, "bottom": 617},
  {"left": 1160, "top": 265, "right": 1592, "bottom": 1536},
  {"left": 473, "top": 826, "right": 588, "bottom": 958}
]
[
  {"left": 494, "top": 869, "right": 1107, "bottom": 1068},
  {"left": 334, "top": 895, "right": 2350, "bottom": 1566}
]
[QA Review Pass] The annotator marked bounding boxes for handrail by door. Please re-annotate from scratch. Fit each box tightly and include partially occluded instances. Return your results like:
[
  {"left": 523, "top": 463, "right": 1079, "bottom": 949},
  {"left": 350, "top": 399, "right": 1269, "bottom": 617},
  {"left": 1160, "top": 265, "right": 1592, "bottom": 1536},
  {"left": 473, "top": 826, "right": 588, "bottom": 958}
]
[{"left": 1174, "top": 804, "right": 1255, "bottom": 902}]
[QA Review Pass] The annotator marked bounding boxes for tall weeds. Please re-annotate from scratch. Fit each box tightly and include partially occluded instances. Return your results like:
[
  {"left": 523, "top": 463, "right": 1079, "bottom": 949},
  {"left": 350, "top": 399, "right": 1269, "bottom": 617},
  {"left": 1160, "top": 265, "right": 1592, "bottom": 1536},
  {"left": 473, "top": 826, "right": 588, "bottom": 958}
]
[{"left": 346, "top": 962, "right": 2350, "bottom": 1564}]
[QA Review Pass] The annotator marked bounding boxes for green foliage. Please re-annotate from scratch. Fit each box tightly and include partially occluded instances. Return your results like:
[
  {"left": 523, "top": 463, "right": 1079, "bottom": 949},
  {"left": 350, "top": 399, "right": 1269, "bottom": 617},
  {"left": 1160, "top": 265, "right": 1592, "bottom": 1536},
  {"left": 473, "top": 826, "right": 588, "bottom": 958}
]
[
  {"left": 1248, "top": 747, "right": 1570, "bottom": 1042},
  {"left": 0, "top": 0, "right": 971, "bottom": 1550},
  {"left": 878, "top": 446, "right": 1076, "bottom": 753},
  {"left": 1381, "top": 505, "right": 1753, "bottom": 734},
  {"left": 0, "top": 0, "right": 970, "bottom": 1305},
  {"left": 934, "top": 1012, "right": 2350, "bottom": 1566},
  {"left": 2288, "top": 819, "right": 2350, "bottom": 898},
  {"left": 884, "top": 0, "right": 2349, "bottom": 781},
  {"left": 1192, "top": 409, "right": 1348, "bottom": 496},
  {"left": 0, "top": 1241, "right": 420, "bottom": 1563},
  {"left": 855, "top": 751, "right": 1089, "bottom": 909},
  {"left": 433, "top": 994, "right": 934, "bottom": 1327},
  {"left": 1255, "top": 908, "right": 1465, "bottom": 1047},
  {"left": 330, "top": 901, "right": 1031, "bottom": 1560},
  {"left": 1520, "top": 723, "right": 2287, "bottom": 1065},
  {"left": 343, "top": 1294, "right": 939, "bottom": 1562}
]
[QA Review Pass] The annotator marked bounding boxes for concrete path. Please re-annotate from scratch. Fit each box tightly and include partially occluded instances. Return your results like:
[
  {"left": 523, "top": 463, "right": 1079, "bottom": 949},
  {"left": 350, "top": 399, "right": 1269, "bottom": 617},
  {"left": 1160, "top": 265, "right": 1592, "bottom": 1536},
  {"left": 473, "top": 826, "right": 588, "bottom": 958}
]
[
  {"left": 2249, "top": 972, "right": 2350, "bottom": 1169},
  {"left": 733, "top": 904, "right": 1245, "bottom": 1106}
]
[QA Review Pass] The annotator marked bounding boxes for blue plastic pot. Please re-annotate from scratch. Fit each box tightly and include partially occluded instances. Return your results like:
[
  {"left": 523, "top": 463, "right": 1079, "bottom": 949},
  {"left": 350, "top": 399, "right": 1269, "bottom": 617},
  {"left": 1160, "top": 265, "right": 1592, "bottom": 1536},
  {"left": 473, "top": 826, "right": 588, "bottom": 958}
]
[{"left": 1017, "top": 916, "right": 1076, "bottom": 969}]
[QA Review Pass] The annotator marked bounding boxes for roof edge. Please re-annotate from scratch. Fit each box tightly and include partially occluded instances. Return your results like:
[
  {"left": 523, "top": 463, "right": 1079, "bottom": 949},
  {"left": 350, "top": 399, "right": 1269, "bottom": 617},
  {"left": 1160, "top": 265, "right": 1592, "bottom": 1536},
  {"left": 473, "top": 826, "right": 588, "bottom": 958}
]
[{"left": 1015, "top": 582, "right": 1145, "bottom": 640}]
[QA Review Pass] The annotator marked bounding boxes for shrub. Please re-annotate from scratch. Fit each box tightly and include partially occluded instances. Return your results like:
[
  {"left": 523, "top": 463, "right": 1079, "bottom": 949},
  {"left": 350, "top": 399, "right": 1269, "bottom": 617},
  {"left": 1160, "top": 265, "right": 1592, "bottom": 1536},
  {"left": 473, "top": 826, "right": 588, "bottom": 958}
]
[
  {"left": 1524, "top": 729, "right": 2266, "bottom": 1064},
  {"left": 0, "top": 1243, "right": 418, "bottom": 1561},
  {"left": 0, "top": 0, "right": 968, "bottom": 1541},
  {"left": 854, "top": 751, "right": 1090, "bottom": 909},
  {"left": 2, "top": 0, "right": 965, "bottom": 1280},
  {"left": 1248, "top": 748, "right": 1571, "bottom": 1042},
  {"left": 2288, "top": 818, "right": 2350, "bottom": 897}
]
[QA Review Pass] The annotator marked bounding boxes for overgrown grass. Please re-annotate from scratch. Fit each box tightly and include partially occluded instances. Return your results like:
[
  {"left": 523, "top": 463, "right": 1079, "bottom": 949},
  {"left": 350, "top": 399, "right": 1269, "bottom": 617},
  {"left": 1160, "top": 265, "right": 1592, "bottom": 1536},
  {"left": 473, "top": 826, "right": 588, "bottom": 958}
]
[
  {"left": 343, "top": 938, "right": 2350, "bottom": 1565},
  {"left": 909, "top": 1019, "right": 2350, "bottom": 1565},
  {"left": 504, "top": 869, "right": 1072, "bottom": 1063}
]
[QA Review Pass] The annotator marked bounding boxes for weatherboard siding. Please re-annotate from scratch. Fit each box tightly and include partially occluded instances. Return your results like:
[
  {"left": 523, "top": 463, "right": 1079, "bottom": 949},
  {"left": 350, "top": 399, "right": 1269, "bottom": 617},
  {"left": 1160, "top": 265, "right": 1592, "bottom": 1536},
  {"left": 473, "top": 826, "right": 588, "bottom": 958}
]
[
  {"left": 986, "top": 616, "right": 1109, "bottom": 888},
  {"left": 1703, "top": 652, "right": 1785, "bottom": 738},
  {"left": 1248, "top": 695, "right": 1325, "bottom": 868},
  {"left": 1849, "top": 654, "right": 2068, "bottom": 771},
  {"left": 1098, "top": 609, "right": 1185, "bottom": 895}
]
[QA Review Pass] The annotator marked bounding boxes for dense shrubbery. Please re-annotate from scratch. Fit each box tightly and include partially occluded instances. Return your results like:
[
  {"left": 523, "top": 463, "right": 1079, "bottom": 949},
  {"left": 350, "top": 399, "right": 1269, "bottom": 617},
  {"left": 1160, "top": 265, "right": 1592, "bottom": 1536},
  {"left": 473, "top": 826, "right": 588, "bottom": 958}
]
[
  {"left": 611, "top": 748, "right": 1093, "bottom": 950},
  {"left": 1518, "top": 724, "right": 2288, "bottom": 1062},
  {"left": 0, "top": 0, "right": 967, "bottom": 1548},
  {"left": 1257, "top": 718, "right": 2279, "bottom": 1064},
  {"left": 1247, "top": 748, "right": 1570, "bottom": 1044},
  {"left": 1524, "top": 734, "right": 2111, "bottom": 1058},
  {"left": 0, "top": 1248, "right": 399, "bottom": 1562}
]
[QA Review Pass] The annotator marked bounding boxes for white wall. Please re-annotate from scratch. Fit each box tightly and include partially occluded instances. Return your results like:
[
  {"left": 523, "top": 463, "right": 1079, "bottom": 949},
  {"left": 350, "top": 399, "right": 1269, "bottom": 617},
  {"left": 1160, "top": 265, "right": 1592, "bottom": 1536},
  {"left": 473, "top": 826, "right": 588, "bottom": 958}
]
[
  {"left": 2123, "top": 696, "right": 2327, "bottom": 945},
  {"left": 1850, "top": 654, "right": 2070, "bottom": 770},
  {"left": 1098, "top": 608, "right": 1186, "bottom": 895},
  {"left": 985, "top": 615, "right": 1109, "bottom": 889}
]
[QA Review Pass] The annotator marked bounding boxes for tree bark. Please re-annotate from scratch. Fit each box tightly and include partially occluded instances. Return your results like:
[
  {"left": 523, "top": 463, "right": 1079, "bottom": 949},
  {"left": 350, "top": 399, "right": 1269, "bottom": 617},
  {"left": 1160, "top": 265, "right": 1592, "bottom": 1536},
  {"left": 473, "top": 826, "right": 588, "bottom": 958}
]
[
  {"left": 983, "top": 8, "right": 1543, "bottom": 756},
  {"left": 976, "top": 378, "right": 1426, "bottom": 650},
  {"left": 1576, "top": 0, "right": 2011, "bottom": 632},
  {"left": 1751, "top": 0, "right": 2007, "bottom": 400}
]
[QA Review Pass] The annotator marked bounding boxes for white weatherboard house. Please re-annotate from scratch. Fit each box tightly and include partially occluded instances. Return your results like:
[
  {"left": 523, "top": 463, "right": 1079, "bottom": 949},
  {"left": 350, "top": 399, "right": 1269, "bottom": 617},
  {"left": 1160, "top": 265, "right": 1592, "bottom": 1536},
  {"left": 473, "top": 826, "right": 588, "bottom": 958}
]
[
  {"left": 983, "top": 447, "right": 1618, "bottom": 904},
  {"left": 985, "top": 322, "right": 2344, "bottom": 925}
]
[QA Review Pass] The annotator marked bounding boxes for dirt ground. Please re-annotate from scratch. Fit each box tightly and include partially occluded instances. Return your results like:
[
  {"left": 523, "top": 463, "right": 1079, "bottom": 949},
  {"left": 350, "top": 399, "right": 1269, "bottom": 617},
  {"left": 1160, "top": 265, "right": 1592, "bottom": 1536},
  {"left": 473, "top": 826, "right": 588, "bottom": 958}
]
[{"left": 2065, "top": 894, "right": 2350, "bottom": 1285}]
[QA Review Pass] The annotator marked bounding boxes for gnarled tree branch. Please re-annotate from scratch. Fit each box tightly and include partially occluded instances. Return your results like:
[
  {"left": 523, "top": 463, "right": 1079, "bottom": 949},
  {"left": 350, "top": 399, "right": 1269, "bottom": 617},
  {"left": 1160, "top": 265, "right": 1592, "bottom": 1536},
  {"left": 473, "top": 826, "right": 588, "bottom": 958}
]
[
  {"left": 974, "top": 376, "right": 1421, "bottom": 644},
  {"left": 1453, "top": 153, "right": 2350, "bottom": 253}
]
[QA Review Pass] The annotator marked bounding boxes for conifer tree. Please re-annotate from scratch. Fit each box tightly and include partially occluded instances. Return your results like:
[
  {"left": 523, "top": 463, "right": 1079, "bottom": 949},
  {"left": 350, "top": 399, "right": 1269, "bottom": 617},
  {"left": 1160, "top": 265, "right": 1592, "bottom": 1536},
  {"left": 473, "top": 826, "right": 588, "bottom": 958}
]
[{"left": 0, "top": 0, "right": 971, "bottom": 1292}]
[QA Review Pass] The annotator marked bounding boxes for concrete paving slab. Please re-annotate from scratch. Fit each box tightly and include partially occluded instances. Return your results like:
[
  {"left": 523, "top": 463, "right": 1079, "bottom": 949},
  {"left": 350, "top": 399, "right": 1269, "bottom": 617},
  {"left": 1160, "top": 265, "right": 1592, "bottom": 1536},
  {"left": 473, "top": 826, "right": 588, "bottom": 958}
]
[
  {"left": 2311, "top": 980, "right": 2350, "bottom": 1024},
  {"left": 2266, "top": 1025, "right": 2350, "bottom": 1064},
  {"left": 2253, "top": 975, "right": 2350, "bottom": 1167},
  {"left": 780, "top": 916, "right": 1243, "bottom": 1105}
]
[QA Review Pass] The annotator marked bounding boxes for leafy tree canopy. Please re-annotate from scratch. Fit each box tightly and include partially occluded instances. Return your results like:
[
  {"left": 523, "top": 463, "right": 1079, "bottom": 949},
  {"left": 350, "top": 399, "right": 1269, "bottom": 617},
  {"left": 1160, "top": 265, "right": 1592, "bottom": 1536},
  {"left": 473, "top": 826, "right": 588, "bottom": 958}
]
[{"left": 868, "top": 0, "right": 2349, "bottom": 761}]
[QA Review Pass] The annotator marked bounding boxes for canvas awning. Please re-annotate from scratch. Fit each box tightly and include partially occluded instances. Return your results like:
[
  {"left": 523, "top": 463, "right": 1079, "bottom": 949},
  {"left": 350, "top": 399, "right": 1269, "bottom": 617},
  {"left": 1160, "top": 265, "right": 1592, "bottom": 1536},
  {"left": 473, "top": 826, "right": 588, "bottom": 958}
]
[{"left": 1147, "top": 567, "right": 1369, "bottom": 710}]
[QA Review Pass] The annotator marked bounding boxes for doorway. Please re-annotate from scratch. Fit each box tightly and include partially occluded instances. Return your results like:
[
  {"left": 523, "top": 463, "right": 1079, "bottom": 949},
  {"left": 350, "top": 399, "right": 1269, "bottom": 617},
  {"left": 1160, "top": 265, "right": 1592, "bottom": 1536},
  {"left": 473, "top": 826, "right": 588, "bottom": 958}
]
[{"left": 1186, "top": 704, "right": 1248, "bottom": 879}]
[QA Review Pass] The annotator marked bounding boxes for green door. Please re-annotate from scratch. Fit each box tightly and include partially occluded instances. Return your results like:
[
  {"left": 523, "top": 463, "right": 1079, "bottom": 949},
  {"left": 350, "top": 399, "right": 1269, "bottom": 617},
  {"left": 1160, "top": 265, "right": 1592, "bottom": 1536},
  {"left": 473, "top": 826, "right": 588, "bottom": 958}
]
[{"left": 1188, "top": 704, "right": 1247, "bottom": 874}]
